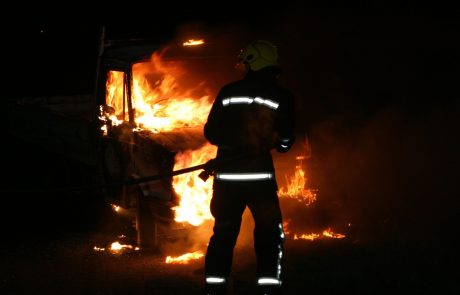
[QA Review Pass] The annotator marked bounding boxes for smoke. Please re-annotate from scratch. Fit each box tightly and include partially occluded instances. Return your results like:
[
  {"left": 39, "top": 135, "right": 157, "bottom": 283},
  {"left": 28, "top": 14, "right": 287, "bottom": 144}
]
[
  {"left": 154, "top": 9, "right": 460, "bottom": 253},
  {"left": 301, "top": 103, "right": 460, "bottom": 248},
  {"left": 156, "top": 220, "right": 213, "bottom": 256}
]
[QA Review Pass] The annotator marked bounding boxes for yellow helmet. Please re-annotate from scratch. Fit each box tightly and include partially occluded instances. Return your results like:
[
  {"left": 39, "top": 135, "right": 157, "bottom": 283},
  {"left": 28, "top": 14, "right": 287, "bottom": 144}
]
[{"left": 238, "top": 40, "right": 278, "bottom": 71}]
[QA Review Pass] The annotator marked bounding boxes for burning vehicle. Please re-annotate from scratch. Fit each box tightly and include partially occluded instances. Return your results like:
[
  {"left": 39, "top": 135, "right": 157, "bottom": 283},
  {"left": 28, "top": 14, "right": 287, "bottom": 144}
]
[
  {"left": 95, "top": 37, "right": 241, "bottom": 250},
  {"left": 7, "top": 32, "right": 343, "bottom": 257}
]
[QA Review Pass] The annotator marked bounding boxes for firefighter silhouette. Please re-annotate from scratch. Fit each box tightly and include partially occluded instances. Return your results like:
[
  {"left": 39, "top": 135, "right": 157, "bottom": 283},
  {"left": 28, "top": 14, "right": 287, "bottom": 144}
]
[{"left": 203, "top": 40, "right": 296, "bottom": 295}]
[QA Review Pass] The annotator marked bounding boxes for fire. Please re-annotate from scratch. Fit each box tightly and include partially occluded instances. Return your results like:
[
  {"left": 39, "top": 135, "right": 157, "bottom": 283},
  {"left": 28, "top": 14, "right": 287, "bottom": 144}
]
[
  {"left": 172, "top": 144, "right": 217, "bottom": 226},
  {"left": 293, "top": 228, "right": 346, "bottom": 241},
  {"left": 102, "top": 48, "right": 217, "bottom": 227},
  {"left": 101, "top": 45, "right": 333, "bottom": 245},
  {"left": 103, "top": 50, "right": 213, "bottom": 134},
  {"left": 278, "top": 156, "right": 317, "bottom": 205},
  {"left": 322, "top": 228, "right": 346, "bottom": 239},
  {"left": 293, "top": 233, "right": 321, "bottom": 241},
  {"left": 183, "top": 39, "right": 205, "bottom": 46},
  {"left": 93, "top": 241, "right": 140, "bottom": 254},
  {"left": 131, "top": 52, "right": 212, "bottom": 133},
  {"left": 282, "top": 221, "right": 291, "bottom": 235},
  {"left": 105, "top": 71, "right": 128, "bottom": 124},
  {"left": 109, "top": 241, "right": 137, "bottom": 252},
  {"left": 165, "top": 250, "right": 204, "bottom": 264}
]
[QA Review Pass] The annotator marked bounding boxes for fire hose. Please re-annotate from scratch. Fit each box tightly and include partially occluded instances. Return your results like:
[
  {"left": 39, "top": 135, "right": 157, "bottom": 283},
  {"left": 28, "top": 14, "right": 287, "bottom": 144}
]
[{"left": 4, "top": 158, "right": 218, "bottom": 194}]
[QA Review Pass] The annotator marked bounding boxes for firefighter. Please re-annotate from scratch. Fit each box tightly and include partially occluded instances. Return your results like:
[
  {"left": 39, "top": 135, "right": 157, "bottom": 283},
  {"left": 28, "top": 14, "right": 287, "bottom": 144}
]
[{"left": 203, "top": 40, "right": 295, "bottom": 295}]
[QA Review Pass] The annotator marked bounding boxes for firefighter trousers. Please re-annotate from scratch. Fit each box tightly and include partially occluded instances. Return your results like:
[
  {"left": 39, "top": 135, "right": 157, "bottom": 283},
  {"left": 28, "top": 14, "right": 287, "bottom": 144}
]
[{"left": 204, "top": 180, "right": 284, "bottom": 294}]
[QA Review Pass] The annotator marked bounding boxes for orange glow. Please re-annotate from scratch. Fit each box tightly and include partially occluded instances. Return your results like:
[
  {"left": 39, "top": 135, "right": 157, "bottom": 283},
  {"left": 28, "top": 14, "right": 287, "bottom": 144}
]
[
  {"left": 183, "top": 39, "right": 205, "bottom": 46},
  {"left": 132, "top": 51, "right": 213, "bottom": 132},
  {"left": 172, "top": 144, "right": 217, "bottom": 226},
  {"left": 284, "top": 221, "right": 345, "bottom": 241},
  {"left": 278, "top": 157, "right": 317, "bottom": 205},
  {"left": 165, "top": 250, "right": 204, "bottom": 264},
  {"left": 322, "top": 228, "right": 346, "bottom": 239},
  {"left": 293, "top": 228, "right": 346, "bottom": 241},
  {"left": 93, "top": 241, "right": 140, "bottom": 254},
  {"left": 100, "top": 46, "right": 328, "bottom": 239},
  {"left": 102, "top": 49, "right": 215, "bottom": 227},
  {"left": 293, "top": 233, "right": 321, "bottom": 241},
  {"left": 103, "top": 50, "right": 213, "bottom": 133},
  {"left": 282, "top": 221, "right": 291, "bottom": 235},
  {"left": 104, "top": 71, "right": 127, "bottom": 125}
]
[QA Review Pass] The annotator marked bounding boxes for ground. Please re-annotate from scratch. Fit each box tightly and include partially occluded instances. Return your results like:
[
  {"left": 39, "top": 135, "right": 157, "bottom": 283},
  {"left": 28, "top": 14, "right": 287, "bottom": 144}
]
[
  {"left": 2, "top": 133, "right": 459, "bottom": 295},
  {"left": 1, "top": 216, "right": 458, "bottom": 295}
]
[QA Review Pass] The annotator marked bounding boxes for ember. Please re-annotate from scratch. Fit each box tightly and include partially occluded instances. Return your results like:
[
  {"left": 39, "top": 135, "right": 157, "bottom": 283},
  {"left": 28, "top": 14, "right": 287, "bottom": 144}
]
[
  {"left": 93, "top": 241, "right": 140, "bottom": 254},
  {"left": 293, "top": 228, "right": 346, "bottom": 241}
]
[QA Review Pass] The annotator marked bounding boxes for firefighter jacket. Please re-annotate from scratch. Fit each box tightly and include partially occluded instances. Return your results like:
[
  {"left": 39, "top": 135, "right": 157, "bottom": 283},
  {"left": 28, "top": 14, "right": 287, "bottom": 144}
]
[{"left": 204, "top": 66, "right": 295, "bottom": 188}]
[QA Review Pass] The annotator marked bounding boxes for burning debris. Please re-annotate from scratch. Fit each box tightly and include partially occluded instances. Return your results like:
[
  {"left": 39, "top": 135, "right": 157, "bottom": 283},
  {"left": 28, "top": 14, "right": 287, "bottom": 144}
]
[
  {"left": 293, "top": 228, "right": 346, "bottom": 241},
  {"left": 183, "top": 39, "right": 205, "bottom": 46},
  {"left": 165, "top": 250, "right": 204, "bottom": 264},
  {"left": 278, "top": 155, "right": 317, "bottom": 206},
  {"left": 93, "top": 236, "right": 140, "bottom": 255}
]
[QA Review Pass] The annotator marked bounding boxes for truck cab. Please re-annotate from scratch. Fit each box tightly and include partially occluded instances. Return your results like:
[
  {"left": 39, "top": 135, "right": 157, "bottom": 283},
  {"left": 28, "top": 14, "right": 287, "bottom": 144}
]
[
  {"left": 95, "top": 38, "right": 236, "bottom": 250},
  {"left": 7, "top": 33, "right": 237, "bottom": 250}
]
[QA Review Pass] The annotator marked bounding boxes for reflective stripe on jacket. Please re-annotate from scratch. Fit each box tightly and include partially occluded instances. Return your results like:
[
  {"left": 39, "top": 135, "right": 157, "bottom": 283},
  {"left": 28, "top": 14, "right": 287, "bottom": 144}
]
[{"left": 204, "top": 66, "right": 295, "bottom": 177}]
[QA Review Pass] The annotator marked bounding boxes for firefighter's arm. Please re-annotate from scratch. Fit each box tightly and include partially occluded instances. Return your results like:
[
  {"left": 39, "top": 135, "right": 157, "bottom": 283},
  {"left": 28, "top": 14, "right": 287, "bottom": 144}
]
[{"left": 275, "top": 92, "right": 296, "bottom": 153}]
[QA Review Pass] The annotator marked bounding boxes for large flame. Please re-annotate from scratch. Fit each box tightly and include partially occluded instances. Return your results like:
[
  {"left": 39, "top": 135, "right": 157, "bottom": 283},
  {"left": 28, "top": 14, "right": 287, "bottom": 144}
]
[
  {"left": 103, "top": 48, "right": 215, "bottom": 227},
  {"left": 101, "top": 46, "right": 339, "bottom": 247},
  {"left": 131, "top": 52, "right": 212, "bottom": 132},
  {"left": 103, "top": 50, "right": 213, "bottom": 133},
  {"left": 172, "top": 144, "right": 217, "bottom": 226}
]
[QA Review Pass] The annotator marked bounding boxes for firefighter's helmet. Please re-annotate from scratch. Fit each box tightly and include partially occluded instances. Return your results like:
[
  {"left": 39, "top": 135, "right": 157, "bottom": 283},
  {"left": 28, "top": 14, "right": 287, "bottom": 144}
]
[{"left": 238, "top": 40, "right": 278, "bottom": 71}]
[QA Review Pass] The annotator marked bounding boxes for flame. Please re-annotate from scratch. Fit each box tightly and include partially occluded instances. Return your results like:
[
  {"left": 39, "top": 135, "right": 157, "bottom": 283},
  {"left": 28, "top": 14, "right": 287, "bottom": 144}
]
[
  {"left": 293, "top": 228, "right": 346, "bottom": 241},
  {"left": 293, "top": 233, "right": 321, "bottom": 241},
  {"left": 131, "top": 52, "right": 212, "bottom": 133},
  {"left": 322, "top": 228, "right": 346, "bottom": 239},
  {"left": 172, "top": 144, "right": 217, "bottom": 226},
  {"left": 93, "top": 241, "right": 140, "bottom": 254},
  {"left": 165, "top": 250, "right": 204, "bottom": 264},
  {"left": 102, "top": 49, "right": 216, "bottom": 227},
  {"left": 282, "top": 221, "right": 291, "bottom": 235},
  {"left": 104, "top": 71, "right": 127, "bottom": 126},
  {"left": 183, "top": 39, "right": 205, "bottom": 46},
  {"left": 278, "top": 159, "right": 317, "bottom": 205},
  {"left": 111, "top": 204, "right": 121, "bottom": 212},
  {"left": 100, "top": 47, "right": 324, "bottom": 235},
  {"left": 103, "top": 50, "right": 213, "bottom": 134}
]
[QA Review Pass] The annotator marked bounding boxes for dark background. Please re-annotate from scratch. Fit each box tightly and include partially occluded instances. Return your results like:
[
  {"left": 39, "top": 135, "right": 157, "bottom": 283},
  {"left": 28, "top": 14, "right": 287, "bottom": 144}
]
[{"left": 2, "top": 4, "right": 460, "bottom": 293}]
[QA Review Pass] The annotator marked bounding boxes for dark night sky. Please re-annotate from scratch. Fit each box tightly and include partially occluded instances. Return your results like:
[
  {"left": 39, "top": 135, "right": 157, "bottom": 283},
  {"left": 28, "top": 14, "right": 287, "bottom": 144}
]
[{"left": 4, "top": 5, "right": 459, "bottom": 108}]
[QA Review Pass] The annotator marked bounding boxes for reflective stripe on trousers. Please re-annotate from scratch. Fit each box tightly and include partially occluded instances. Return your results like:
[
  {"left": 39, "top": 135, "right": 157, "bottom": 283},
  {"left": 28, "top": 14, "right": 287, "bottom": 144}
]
[
  {"left": 205, "top": 276, "right": 227, "bottom": 284},
  {"left": 257, "top": 277, "right": 282, "bottom": 286},
  {"left": 215, "top": 172, "right": 273, "bottom": 181},
  {"left": 257, "top": 222, "right": 285, "bottom": 286}
]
